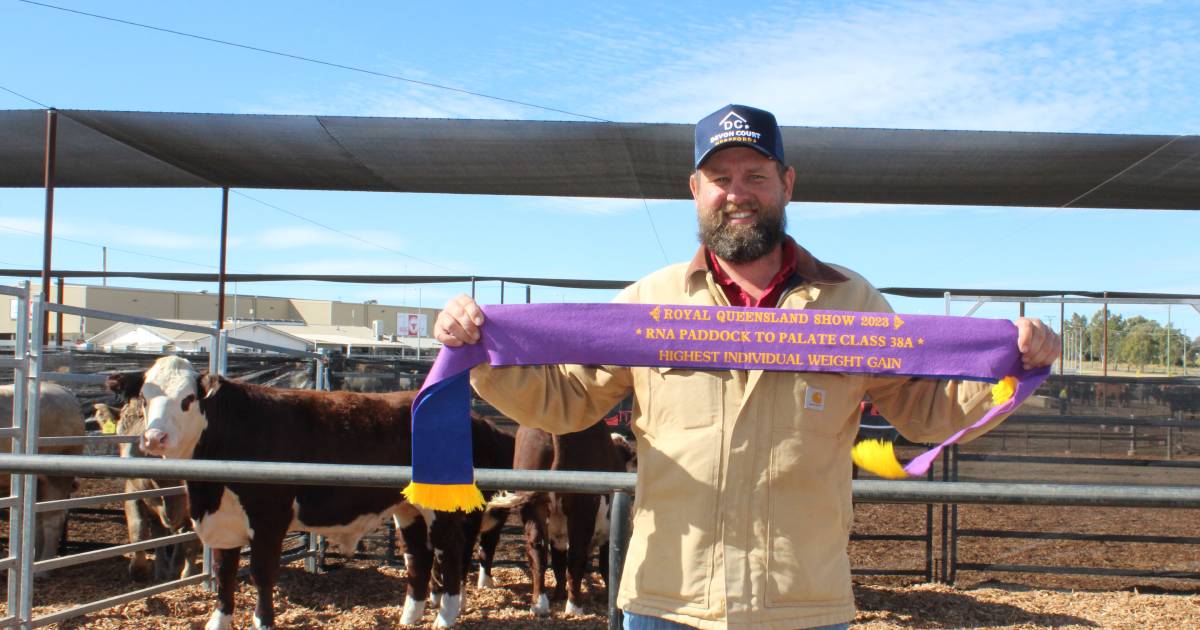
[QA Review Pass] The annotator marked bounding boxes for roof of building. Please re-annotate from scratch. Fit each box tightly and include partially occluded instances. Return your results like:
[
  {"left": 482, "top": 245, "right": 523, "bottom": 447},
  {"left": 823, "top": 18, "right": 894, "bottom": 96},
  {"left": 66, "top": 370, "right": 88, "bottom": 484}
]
[{"left": 87, "top": 319, "right": 439, "bottom": 351}]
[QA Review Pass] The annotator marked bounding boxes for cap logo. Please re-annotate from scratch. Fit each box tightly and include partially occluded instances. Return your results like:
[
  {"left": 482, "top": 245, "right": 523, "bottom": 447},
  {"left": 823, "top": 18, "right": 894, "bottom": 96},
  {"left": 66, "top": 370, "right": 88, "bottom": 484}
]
[
  {"left": 719, "top": 111, "right": 749, "bottom": 131},
  {"left": 709, "top": 110, "right": 763, "bottom": 148}
]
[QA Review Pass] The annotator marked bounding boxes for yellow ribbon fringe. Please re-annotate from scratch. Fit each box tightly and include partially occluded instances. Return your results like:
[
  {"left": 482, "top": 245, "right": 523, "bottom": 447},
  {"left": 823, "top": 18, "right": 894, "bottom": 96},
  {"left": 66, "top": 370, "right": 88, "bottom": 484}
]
[
  {"left": 850, "top": 438, "right": 909, "bottom": 479},
  {"left": 851, "top": 376, "right": 1020, "bottom": 479},
  {"left": 402, "top": 482, "right": 486, "bottom": 513},
  {"left": 991, "top": 376, "right": 1018, "bottom": 405}
]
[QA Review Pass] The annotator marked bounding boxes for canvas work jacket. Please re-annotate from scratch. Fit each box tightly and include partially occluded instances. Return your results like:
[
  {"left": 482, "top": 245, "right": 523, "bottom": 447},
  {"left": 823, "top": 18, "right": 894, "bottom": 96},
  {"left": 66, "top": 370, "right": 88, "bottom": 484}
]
[{"left": 471, "top": 242, "right": 1007, "bottom": 629}]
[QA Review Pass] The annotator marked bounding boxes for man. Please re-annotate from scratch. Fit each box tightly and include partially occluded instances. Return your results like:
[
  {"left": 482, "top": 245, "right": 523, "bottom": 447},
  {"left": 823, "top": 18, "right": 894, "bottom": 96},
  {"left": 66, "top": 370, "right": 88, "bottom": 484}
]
[{"left": 436, "top": 104, "right": 1060, "bottom": 629}]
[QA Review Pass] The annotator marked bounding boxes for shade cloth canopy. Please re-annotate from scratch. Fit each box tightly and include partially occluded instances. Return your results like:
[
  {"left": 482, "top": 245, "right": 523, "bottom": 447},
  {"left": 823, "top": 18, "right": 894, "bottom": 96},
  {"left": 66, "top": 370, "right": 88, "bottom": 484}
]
[{"left": 0, "top": 109, "right": 1196, "bottom": 209}]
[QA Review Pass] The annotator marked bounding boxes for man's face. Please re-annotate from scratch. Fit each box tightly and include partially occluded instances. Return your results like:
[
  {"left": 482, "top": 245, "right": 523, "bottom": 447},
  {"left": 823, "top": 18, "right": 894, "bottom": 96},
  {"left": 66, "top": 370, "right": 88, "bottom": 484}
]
[{"left": 690, "top": 146, "right": 795, "bottom": 264}]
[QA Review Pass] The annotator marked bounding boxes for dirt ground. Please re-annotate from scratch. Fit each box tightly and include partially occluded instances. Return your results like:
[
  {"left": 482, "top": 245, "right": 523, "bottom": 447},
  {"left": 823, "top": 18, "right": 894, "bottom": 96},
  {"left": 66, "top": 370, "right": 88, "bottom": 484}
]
[{"left": 2, "top": 476, "right": 1199, "bottom": 628}]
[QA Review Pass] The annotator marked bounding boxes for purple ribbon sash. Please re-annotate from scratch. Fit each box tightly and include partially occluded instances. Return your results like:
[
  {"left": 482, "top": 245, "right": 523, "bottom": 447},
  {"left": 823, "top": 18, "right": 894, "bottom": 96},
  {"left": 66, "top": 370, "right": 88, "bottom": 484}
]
[{"left": 406, "top": 303, "right": 1050, "bottom": 510}]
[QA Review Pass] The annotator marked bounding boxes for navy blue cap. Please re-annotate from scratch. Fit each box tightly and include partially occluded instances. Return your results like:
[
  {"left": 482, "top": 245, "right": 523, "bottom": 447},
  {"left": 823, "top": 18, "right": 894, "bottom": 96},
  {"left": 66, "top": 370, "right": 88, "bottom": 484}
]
[{"left": 694, "top": 104, "right": 785, "bottom": 168}]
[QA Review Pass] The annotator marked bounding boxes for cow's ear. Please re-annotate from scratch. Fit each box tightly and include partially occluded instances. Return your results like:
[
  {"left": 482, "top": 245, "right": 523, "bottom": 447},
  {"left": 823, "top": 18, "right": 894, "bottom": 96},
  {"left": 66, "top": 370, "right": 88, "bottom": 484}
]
[
  {"left": 197, "top": 373, "right": 222, "bottom": 400},
  {"left": 106, "top": 371, "right": 146, "bottom": 403}
]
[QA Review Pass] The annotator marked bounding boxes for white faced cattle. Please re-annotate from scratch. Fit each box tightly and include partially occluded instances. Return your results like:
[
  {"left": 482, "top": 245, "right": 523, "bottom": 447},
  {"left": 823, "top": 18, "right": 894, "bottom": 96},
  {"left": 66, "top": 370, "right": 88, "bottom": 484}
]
[
  {"left": 135, "top": 355, "right": 465, "bottom": 629},
  {"left": 0, "top": 383, "right": 85, "bottom": 560},
  {"left": 103, "top": 371, "right": 200, "bottom": 582}
]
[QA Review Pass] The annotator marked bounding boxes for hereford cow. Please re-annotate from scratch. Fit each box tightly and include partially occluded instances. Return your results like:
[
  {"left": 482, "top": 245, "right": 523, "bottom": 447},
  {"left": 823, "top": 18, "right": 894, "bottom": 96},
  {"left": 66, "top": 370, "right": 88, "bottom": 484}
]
[
  {"left": 134, "top": 355, "right": 464, "bottom": 630},
  {"left": 101, "top": 371, "right": 202, "bottom": 582},
  {"left": 488, "top": 420, "right": 632, "bottom": 616},
  {"left": 1, "top": 383, "right": 85, "bottom": 560}
]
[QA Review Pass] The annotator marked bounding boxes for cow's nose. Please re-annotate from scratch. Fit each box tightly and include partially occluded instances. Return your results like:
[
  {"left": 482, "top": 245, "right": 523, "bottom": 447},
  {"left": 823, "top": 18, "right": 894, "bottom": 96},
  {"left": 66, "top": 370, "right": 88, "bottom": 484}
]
[{"left": 141, "top": 429, "right": 168, "bottom": 454}]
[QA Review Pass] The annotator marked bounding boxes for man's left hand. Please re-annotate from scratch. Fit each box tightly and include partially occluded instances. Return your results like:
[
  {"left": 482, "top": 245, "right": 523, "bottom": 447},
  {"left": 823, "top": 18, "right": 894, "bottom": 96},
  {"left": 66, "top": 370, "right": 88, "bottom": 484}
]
[{"left": 1015, "top": 317, "right": 1062, "bottom": 370}]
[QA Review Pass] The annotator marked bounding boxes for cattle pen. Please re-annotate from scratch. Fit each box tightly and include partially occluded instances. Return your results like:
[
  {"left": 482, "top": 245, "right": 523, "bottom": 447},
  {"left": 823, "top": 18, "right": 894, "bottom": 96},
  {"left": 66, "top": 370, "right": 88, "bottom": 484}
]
[
  {"left": 2, "top": 108, "right": 1200, "bottom": 627},
  {"left": 2, "top": 279, "right": 1200, "bottom": 628}
]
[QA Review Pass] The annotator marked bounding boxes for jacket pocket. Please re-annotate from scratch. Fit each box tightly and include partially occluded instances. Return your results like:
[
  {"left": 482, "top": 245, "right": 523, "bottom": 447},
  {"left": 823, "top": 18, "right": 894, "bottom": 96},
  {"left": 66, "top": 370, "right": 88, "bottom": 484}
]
[{"left": 644, "top": 367, "right": 722, "bottom": 430}]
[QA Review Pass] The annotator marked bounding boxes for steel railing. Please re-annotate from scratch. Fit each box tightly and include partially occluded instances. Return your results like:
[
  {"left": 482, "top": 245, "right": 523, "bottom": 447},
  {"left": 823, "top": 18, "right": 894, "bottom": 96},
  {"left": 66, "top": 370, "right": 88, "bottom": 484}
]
[{"left": 3, "top": 295, "right": 333, "bottom": 628}]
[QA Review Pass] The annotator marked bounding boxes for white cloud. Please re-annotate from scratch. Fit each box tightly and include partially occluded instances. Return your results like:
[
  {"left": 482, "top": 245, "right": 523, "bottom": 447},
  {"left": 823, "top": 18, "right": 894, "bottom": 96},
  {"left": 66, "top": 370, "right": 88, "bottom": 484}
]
[
  {"left": 240, "top": 2, "right": 1199, "bottom": 137},
  {"left": 602, "top": 1, "right": 1199, "bottom": 134}
]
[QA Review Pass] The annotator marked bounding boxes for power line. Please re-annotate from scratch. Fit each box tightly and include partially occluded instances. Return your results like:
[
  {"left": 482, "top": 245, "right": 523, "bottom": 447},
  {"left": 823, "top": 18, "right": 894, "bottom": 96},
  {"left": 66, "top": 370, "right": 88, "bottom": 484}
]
[
  {"left": 17, "top": 1, "right": 673, "bottom": 270},
  {"left": 639, "top": 199, "right": 671, "bottom": 265},
  {"left": 0, "top": 84, "right": 49, "bottom": 108},
  {"left": 0, "top": 222, "right": 217, "bottom": 269},
  {"left": 18, "top": 0, "right": 610, "bottom": 123},
  {"left": 231, "top": 191, "right": 460, "bottom": 273}
]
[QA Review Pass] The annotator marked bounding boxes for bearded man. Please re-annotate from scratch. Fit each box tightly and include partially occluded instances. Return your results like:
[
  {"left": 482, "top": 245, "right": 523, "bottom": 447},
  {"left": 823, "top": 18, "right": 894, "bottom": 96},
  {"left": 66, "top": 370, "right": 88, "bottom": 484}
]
[{"left": 436, "top": 104, "right": 1060, "bottom": 629}]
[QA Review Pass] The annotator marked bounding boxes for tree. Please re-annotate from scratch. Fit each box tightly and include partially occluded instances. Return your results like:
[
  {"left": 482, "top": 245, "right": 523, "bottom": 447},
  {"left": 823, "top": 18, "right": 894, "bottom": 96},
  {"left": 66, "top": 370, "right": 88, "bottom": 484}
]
[
  {"left": 1085, "top": 311, "right": 1125, "bottom": 363},
  {"left": 1116, "top": 318, "right": 1159, "bottom": 371}
]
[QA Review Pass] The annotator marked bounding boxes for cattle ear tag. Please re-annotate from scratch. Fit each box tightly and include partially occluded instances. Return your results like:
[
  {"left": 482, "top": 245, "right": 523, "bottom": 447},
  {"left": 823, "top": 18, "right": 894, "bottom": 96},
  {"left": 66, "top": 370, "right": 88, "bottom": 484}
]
[{"left": 804, "top": 386, "right": 825, "bottom": 411}]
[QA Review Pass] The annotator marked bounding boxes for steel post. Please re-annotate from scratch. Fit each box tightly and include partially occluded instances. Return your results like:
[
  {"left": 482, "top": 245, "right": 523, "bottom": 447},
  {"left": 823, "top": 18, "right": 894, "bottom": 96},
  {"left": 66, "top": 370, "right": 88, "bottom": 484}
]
[
  {"left": 315, "top": 350, "right": 328, "bottom": 391},
  {"left": 1059, "top": 297, "right": 1064, "bottom": 374},
  {"left": 217, "top": 188, "right": 229, "bottom": 329},
  {"left": 608, "top": 490, "right": 631, "bottom": 630},
  {"left": 304, "top": 534, "right": 318, "bottom": 574},
  {"left": 925, "top": 464, "right": 934, "bottom": 582},
  {"left": 217, "top": 330, "right": 229, "bottom": 376},
  {"left": 18, "top": 301, "right": 45, "bottom": 629},
  {"left": 6, "top": 284, "right": 29, "bottom": 624},
  {"left": 1103, "top": 297, "right": 1109, "bottom": 377},
  {"left": 39, "top": 109, "right": 58, "bottom": 348},
  {"left": 950, "top": 445, "right": 959, "bottom": 584},
  {"left": 940, "top": 446, "right": 949, "bottom": 582},
  {"left": 55, "top": 277, "right": 64, "bottom": 347}
]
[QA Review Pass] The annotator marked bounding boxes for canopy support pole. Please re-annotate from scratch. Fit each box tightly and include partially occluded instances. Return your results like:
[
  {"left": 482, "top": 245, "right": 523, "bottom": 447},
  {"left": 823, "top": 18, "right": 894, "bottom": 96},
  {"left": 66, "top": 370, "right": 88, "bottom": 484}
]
[
  {"left": 39, "top": 109, "right": 58, "bottom": 347},
  {"left": 217, "top": 188, "right": 230, "bottom": 329}
]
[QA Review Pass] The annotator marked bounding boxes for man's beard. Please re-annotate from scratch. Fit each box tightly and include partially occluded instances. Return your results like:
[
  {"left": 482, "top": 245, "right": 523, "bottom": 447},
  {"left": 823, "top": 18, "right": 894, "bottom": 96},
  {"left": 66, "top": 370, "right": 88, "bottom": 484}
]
[{"left": 699, "top": 202, "right": 788, "bottom": 264}]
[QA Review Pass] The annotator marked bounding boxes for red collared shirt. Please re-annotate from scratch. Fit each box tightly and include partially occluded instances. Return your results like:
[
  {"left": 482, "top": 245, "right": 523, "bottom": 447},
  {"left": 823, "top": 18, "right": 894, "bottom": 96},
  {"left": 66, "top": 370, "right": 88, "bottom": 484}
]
[{"left": 706, "top": 241, "right": 799, "bottom": 308}]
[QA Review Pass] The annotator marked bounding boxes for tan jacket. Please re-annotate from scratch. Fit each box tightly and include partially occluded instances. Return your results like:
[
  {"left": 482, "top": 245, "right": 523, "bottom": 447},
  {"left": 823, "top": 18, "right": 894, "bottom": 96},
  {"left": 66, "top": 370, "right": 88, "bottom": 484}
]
[{"left": 472, "top": 243, "right": 1006, "bottom": 629}]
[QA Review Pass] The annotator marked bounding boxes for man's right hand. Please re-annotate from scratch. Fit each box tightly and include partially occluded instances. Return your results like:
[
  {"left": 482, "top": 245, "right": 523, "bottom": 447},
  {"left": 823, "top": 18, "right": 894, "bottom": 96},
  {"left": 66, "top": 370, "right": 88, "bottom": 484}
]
[{"left": 435, "top": 294, "right": 485, "bottom": 347}]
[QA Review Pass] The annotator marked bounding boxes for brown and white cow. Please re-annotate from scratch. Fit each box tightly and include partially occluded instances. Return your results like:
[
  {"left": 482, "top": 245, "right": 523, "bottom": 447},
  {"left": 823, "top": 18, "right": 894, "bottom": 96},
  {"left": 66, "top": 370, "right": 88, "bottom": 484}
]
[
  {"left": 135, "top": 355, "right": 464, "bottom": 630},
  {"left": 101, "top": 371, "right": 201, "bottom": 582},
  {"left": 1, "top": 383, "right": 85, "bottom": 560},
  {"left": 488, "top": 420, "right": 632, "bottom": 616}
]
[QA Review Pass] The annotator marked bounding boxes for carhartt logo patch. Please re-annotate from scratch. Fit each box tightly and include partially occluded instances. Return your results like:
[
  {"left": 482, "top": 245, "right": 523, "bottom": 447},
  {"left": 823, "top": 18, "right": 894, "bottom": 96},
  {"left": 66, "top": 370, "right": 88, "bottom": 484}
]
[{"left": 805, "top": 386, "right": 825, "bottom": 411}]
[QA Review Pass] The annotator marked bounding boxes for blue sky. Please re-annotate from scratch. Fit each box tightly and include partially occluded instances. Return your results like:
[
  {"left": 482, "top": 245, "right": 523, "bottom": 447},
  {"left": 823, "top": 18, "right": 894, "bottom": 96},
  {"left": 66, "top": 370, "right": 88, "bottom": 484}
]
[{"left": 1, "top": 0, "right": 1198, "bottom": 339}]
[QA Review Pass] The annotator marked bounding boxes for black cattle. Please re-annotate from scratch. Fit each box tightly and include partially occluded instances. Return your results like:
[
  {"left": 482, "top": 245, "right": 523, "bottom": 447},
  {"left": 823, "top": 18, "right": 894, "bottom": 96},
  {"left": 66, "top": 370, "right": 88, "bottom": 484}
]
[{"left": 487, "top": 420, "right": 631, "bottom": 616}]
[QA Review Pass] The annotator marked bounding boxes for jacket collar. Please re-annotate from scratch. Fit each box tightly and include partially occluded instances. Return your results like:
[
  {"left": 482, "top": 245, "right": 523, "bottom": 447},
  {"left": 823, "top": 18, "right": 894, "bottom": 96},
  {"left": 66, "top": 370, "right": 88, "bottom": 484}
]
[{"left": 685, "top": 236, "right": 850, "bottom": 294}]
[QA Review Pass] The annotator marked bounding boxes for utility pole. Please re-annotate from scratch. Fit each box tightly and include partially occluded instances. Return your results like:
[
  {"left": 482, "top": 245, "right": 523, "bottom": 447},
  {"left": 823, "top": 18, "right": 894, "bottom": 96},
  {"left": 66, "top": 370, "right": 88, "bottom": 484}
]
[{"left": 1166, "top": 305, "right": 1172, "bottom": 376}]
